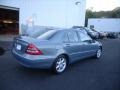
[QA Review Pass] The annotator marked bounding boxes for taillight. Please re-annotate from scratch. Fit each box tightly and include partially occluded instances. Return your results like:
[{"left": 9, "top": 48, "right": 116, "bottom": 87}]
[{"left": 26, "top": 44, "right": 43, "bottom": 55}]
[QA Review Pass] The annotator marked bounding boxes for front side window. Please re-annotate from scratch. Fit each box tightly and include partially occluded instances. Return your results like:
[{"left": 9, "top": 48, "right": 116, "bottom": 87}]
[
  {"left": 78, "top": 31, "right": 92, "bottom": 42},
  {"left": 67, "top": 31, "right": 79, "bottom": 43}
]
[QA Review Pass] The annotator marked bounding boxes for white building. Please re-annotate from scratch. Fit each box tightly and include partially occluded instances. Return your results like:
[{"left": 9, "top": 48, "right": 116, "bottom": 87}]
[
  {"left": 0, "top": 0, "right": 86, "bottom": 35},
  {"left": 88, "top": 18, "right": 120, "bottom": 32}
]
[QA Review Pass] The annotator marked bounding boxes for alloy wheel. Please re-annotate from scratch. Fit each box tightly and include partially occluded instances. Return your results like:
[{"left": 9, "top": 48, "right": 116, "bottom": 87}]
[
  {"left": 97, "top": 49, "right": 102, "bottom": 58},
  {"left": 54, "top": 56, "right": 67, "bottom": 74}
]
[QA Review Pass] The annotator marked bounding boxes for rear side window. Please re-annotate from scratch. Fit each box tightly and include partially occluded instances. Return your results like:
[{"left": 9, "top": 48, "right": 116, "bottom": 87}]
[
  {"left": 67, "top": 31, "right": 79, "bottom": 43},
  {"left": 37, "top": 30, "right": 57, "bottom": 40}
]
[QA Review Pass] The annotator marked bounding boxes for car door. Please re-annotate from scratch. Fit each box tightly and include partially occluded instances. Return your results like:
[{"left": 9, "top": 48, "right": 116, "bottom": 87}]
[
  {"left": 63, "top": 30, "right": 80, "bottom": 62},
  {"left": 77, "top": 31, "right": 98, "bottom": 58}
]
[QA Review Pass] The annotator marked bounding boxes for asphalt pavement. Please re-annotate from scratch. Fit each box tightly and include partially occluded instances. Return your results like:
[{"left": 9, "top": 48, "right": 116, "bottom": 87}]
[{"left": 0, "top": 39, "right": 120, "bottom": 90}]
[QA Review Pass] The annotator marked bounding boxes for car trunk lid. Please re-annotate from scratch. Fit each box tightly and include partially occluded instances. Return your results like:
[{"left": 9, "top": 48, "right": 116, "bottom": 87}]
[{"left": 13, "top": 36, "right": 48, "bottom": 54}]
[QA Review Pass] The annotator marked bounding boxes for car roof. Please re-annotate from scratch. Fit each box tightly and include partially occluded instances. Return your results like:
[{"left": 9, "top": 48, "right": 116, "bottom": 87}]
[{"left": 48, "top": 29, "right": 83, "bottom": 33}]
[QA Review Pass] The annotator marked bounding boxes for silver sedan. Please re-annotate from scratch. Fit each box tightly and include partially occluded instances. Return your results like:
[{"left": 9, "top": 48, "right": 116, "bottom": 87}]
[{"left": 12, "top": 29, "right": 102, "bottom": 74}]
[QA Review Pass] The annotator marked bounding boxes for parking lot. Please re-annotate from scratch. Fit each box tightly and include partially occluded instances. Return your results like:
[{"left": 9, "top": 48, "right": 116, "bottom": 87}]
[{"left": 0, "top": 39, "right": 120, "bottom": 90}]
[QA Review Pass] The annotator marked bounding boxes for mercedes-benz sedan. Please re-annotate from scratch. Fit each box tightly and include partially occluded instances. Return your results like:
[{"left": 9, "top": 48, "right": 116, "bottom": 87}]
[{"left": 12, "top": 29, "right": 102, "bottom": 74}]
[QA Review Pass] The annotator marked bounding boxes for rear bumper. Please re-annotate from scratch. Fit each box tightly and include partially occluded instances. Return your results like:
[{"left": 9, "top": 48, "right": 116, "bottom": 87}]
[{"left": 12, "top": 49, "right": 55, "bottom": 69}]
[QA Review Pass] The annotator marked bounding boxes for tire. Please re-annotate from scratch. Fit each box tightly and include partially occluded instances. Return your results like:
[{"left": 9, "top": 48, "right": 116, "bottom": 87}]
[
  {"left": 53, "top": 55, "right": 67, "bottom": 74},
  {"left": 95, "top": 48, "right": 102, "bottom": 59}
]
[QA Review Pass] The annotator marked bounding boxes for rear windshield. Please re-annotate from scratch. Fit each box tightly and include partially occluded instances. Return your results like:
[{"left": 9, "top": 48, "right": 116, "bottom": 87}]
[{"left": 37, "top": 30, "right": 57, "bottom": 40}]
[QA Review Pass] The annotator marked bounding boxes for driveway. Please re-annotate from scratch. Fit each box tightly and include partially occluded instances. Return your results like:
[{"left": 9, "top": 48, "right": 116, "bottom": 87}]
[{"left": 0, "top": 39, "right": 120, "bottom": 90}]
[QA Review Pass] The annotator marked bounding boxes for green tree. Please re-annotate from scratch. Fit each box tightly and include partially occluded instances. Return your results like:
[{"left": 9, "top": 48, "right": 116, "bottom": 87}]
[
  {"left": 111, "top": 7, "right": 120, "bottom": 18},
  {"left": 85, "top": 9, "right": 95, "bottom": 26}
]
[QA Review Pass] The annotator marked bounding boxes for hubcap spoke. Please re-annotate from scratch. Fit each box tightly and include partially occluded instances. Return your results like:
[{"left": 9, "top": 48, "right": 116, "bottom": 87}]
[{"left": 56, "top": 65, "right": 60, "bottom": 69}]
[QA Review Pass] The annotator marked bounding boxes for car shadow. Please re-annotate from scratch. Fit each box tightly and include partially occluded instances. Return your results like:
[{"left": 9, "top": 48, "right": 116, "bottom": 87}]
[
  {"left": 0, "top": 47, "right": 5, "bottom": 56},
  {"left": 68, "top": 57, "right": 101, "bottom": 70},
  {"left": 16, "top": 65, "right": 53, "bottom": 76}
]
